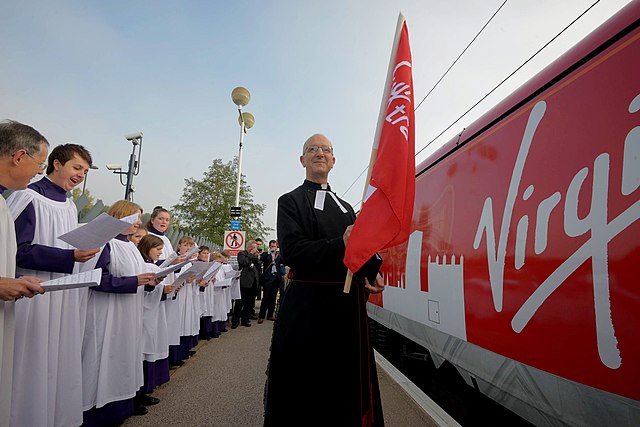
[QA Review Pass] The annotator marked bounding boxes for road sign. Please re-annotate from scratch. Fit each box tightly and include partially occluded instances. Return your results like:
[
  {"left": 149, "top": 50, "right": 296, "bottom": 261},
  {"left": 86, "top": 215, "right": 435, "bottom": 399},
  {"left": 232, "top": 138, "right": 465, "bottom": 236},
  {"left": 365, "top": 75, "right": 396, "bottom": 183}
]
[
  {"left": 230, "top": 220, "right": 241, "bottom": 231},
  {"left": 230, "top": 206, "right": 242, "bottom": 218},
  {"left": 223, "top": 230, "right": 246, "bottom": 252}
]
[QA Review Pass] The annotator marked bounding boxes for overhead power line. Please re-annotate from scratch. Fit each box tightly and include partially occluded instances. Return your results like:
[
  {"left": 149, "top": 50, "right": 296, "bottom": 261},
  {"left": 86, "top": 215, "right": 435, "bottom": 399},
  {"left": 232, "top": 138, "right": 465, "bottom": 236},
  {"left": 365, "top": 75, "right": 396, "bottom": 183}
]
[
  {"left": 344, "top": 0, "right": 602, "bottom": 202},
  {"left": 342, "top": 1, "right": 508, "bottom": 199},
  {"left": 415, "top": 0, "right": 602, "bottom": 158}
]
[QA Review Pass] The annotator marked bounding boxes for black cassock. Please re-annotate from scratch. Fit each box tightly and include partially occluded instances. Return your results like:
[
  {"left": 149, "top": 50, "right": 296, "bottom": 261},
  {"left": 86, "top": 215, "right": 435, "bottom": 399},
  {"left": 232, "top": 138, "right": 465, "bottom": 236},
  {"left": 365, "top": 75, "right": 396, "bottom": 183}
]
[{"left": 264, "top": 180, "right": 384, "bottom": 427}]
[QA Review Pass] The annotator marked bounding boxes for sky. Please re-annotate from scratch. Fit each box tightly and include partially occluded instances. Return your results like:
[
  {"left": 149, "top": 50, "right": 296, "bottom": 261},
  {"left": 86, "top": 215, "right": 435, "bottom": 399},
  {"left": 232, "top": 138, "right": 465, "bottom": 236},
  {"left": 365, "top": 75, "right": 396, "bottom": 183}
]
[{"left": 1, "top": 0, "right": 633, "bottom": 241}]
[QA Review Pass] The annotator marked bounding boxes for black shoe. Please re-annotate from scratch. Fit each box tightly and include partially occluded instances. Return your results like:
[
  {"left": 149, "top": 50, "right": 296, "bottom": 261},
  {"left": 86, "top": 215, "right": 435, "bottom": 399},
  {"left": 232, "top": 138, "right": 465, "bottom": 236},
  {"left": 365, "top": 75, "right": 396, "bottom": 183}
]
[
  {"left": 170, "top": 360, "right": 185, "bottom": 367},
  {"left": 250, "top": 314, "right": 258, "bottom": 320},
  {"left": 241, "top": 321, "right": 252, "bottom": 327},
  {"left": 201, "top": 336, "right": 211, "bottom": 341},
  {"left": 267, "top": 316, "right": 277, "bottom": 321},
  {"left": 134, "top": 405, "right": 148, "bottom": 416},
  {"left": 231, "top": 323, "right": 239, "bottom": 329},
  {"left": 257, "top": 318, "right": 264, "bottom": 324},
  {"left": 219, "top": 328, "right": 228, "bottom": 333},
  {"left": 189, "top": 350, "right": 196, "bottom": 357},
  {"left": 140, "top": 395, "right": 160, "bottom": 406}
]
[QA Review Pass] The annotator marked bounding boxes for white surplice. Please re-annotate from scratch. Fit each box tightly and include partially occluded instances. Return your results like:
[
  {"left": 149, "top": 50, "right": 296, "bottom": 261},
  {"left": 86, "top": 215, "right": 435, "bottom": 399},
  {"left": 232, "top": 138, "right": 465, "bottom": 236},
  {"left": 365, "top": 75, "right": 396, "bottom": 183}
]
[
  {"left": 148, "top": 231, "right": 181, "bottom": 346},
  {"left": 142, "top": 263, "right": 168, "bottom": 362},
  {"left": 200, "top": 277, "right": 215, "bottom": 318},
  {"left": 176, "top": 265, "right": 200, "bottom": 337},
  {"left": 82, "top": 238, "right": 145, "bottom": 410},
  {"left": 212, "top": 267, "right": 229, "bottom": 322},
  {"left": 0, "top": 195, "right": 17, "bottom": 427},
  {"left": 220, "top": 264, "right": 234, "bottom": 314},
  {"left": 7, "top": 189, "right": 86, "bottom": 427}
]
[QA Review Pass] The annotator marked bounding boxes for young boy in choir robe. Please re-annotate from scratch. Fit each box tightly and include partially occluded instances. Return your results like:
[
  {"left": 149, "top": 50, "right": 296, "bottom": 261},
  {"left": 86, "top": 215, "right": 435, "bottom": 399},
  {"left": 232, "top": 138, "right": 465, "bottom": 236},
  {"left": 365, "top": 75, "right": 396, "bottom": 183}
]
[
  {"left": 197, "top": 246, "right": 217, "bottom": 340},
  {"left": 137, "top": 235, "right": 175, "bottom": 404},
  {"left": 0, "top": 120, "right": 48, "bottom": 426},
  {"left": 129, "top": 227, "right": 148, "bottom": 246},
  {"left": 211, "top": 251, "right": 233, "bottom": 333},
  {"left": 7, "top": 143, "right": 100, "bottom": 427},
  {"left": 81, "top": 201, "right": 159, "bottom": 426},
  {"left": 145, "top": 207, "right": 185, "bottom": 367},
  {"left": 175, "top": 236, "right": 201, "bottom": 360}
]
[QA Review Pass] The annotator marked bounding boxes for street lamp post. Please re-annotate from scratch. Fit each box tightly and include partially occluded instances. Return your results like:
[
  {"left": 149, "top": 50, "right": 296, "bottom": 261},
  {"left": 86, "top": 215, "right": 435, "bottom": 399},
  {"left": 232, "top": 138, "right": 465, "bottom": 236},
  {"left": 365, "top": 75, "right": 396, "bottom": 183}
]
[
  {"left": 82, "top": 165, "right": 100, "bottom": 196},
  {"left": 106, "top": 132, "right": 144, "bottom": 201},
  {"left": 231, "top": 87, "right": 255, "bottom": 219}
]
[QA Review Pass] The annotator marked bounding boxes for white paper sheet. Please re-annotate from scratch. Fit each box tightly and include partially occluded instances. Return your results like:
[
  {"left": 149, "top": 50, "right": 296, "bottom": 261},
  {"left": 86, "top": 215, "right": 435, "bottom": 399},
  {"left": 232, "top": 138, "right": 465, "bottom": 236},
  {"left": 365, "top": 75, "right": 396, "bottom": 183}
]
[
  {"left": 58, "top": 213, "right": 134, "bottom": 250},
  {"left": 154, "top": 259, "right": 191, "bottom": 278},
  {"left": 159, "top": 245, "right": 199, "bottom": 268},
  {"left": 41, "top": 268, "right": 102, "bottom": 292},
  {"left": 158, "top": 251, "right": 179, "bottom": 268},
  {"left": 202, "top": 262, "right": 223, "bottom": 281},
  {"left": 225, "top": 269, "right": 241, "bottom": 279},
  {"left": 170, "top": 261, "right": 210, "bottom": 287}
]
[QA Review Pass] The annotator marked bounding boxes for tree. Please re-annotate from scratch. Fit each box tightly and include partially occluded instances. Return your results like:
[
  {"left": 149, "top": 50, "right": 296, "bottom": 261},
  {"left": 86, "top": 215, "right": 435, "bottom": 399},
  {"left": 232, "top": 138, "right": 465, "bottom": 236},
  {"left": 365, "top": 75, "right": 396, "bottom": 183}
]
[
  {"left": 71, "top": 187, "right": 95, "bottom": 218},
  {"left": 172, "top": 157, "right": 272, "bottom": 246}
]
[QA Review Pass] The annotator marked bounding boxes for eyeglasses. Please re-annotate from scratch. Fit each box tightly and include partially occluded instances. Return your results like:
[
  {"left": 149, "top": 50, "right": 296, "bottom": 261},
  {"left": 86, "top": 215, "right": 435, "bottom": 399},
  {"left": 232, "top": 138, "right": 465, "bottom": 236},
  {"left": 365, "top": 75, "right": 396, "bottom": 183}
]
[
  {"left": 305, "top": 145, "right": 334, "bottom": 155},
  {"left": 26, "top": 152, "right": 47, "bottom": 171}
]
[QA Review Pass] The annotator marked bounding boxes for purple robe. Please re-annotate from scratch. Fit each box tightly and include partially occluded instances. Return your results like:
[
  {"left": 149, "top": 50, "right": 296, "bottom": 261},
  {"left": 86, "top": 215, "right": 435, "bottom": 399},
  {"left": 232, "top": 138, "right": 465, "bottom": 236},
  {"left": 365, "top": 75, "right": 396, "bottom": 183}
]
[{"left": 14, "top": 177, "right": 75, "bottom": 273}]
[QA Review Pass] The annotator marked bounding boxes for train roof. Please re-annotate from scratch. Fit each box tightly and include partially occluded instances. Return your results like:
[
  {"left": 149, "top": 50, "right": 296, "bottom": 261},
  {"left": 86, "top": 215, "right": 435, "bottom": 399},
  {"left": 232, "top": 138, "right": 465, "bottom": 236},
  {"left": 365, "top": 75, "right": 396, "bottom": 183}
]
[{"left": 419, "top": 0, "right": 640, "bottom": 174}]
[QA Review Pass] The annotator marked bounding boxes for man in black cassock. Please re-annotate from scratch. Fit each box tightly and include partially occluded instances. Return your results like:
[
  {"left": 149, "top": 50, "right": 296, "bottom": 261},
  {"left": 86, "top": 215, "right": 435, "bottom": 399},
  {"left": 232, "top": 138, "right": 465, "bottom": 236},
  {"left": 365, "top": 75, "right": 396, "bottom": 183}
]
[{"left": 264, "top": 134, "right": 385, "bottom": 427}]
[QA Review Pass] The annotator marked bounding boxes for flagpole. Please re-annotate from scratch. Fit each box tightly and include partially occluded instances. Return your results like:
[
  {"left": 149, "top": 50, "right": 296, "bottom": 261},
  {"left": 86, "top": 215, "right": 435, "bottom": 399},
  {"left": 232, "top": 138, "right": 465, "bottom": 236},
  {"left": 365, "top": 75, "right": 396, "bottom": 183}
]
[{"left": 344, "top": 12, "right": 407, "bottom": 294}]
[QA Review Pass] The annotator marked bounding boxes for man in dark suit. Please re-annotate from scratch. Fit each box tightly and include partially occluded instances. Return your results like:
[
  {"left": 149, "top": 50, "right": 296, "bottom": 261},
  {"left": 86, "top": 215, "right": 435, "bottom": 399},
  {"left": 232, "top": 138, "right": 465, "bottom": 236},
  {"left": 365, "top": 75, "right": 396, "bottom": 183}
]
[
  {"left": 258, "top": 240, "right": 284, "bottom": 323},
  {"left": 231, "top": 240, "right": 260, "bottom": 328}
]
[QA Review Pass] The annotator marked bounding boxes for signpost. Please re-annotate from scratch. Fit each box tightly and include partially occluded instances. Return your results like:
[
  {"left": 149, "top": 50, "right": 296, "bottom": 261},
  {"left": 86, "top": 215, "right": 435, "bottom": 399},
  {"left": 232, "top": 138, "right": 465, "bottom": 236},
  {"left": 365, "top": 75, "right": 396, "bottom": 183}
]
[{"left": 223, "top": 230, "right": 246, "bottom": 256}]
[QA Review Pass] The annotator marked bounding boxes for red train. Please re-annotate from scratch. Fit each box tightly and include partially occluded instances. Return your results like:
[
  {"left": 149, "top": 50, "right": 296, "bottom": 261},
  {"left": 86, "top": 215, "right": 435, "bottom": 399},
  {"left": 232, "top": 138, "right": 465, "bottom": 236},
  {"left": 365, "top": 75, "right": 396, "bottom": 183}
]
[{"left": 368, "top": 2, "right": 640, "bottom": 425}]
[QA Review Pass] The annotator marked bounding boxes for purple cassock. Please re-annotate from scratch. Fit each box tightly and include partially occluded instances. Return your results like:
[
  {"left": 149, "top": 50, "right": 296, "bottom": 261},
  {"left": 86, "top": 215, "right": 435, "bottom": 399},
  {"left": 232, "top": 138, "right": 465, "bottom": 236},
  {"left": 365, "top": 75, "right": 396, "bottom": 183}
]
[{"left": 15, "top": 177, "right": 75, "bottom": 273}]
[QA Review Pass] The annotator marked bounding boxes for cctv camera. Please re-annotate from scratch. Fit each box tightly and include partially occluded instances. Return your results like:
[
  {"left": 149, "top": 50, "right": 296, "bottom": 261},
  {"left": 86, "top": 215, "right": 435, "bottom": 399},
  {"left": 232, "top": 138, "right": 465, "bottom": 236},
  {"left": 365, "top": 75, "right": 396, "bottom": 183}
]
[
  {"left": 106, "top": 164, "right": 122, "bottom": 171},
  {"left": 124, "top": 132, "right": 143, "bottom": 141}
]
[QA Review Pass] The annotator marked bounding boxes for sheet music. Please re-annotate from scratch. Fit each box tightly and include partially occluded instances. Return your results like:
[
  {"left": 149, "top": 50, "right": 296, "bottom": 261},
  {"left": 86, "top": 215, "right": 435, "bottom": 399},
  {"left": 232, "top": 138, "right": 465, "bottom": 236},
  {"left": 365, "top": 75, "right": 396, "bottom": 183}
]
[
  {"left": 184, "top": 245, "right": 199, "bottom": 259},
  {"left": 158, "top": 251, "right": 179, "bottom": 268},
  {"left": 170, "top": 261, "right": 210, "bottom": 286},
  {"left": 224, "top": 269, "right": 240, "bottom": 279},
  {"left": 154, "top": 259, "right": 191, "bottom": 278},
  {"left": 41, "top": 268, "right": 102, "bottom": 292},
  {"left": 58, "top": 213, "right": 134, "bottom": 250},
  {"left": 202, "top": 262, "right": 223, "bottom": 281},
  {"left": 159, "top": 245, "right": 199, "bottom": 268}
]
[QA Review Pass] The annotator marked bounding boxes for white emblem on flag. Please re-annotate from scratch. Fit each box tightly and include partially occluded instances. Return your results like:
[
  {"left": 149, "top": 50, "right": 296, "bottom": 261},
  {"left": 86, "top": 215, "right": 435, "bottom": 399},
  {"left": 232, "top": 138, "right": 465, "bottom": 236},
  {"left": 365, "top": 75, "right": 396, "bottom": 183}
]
[{"left": 363, "top": 184, "right": 377, "bottom": 204}]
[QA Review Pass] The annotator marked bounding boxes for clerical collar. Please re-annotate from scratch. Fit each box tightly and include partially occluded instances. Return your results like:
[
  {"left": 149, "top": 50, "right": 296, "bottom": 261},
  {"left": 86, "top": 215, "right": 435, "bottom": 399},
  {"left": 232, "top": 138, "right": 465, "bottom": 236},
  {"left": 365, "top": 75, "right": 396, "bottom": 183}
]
[
  {"left": 148, "top": 225, "right": 164, "bottom": 236},
  {"left": 29, "top": 177, "right": 68, "bottom": 202},
  {"left": 115, "top": 234, "right": 129, "bottom": 242},
  {"left": 303, "top": 179, "right": 331, "bottom": 192}
]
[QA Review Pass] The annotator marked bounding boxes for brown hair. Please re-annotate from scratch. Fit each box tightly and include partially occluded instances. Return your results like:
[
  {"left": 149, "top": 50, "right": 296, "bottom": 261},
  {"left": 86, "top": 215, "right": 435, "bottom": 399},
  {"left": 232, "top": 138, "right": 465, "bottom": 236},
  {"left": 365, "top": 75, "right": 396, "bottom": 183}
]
[
  {"left": 138, "top": 234, "right": 164, "bottom": 260},
  {"left": 46, "top": 143, "right": 92, "bottom": 175},
  {"left": 107, "top": 200, "right": 142, "bottom": 219},
  {"left": 178, "top": 236, "right": 195, "bottom": 246},
  {"left": 145, "top": 206, "right": 171, "bottom": 230}
]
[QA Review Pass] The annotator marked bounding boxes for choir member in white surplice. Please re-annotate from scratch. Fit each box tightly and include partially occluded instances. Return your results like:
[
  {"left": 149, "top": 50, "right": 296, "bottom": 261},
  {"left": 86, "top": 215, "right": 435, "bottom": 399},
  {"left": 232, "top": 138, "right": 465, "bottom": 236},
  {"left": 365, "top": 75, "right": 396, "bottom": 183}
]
[
  {"left": 211, "top": 251, "right": 233, "bottom": 333},
  {"left": 175, "top": 236, "right": 200, "bottom": 360},
  {"left": 137, "top": 234, "right": 173, "bottom": 400},
  {"left": 0, "top": 120, "right": 47, "bottom": 426},
  {"left": 81, "top": 201, "right": 158, "bottom": 426},
  {"left": 7, "top": 143, "right": 99, "bottom": 427},
  {"left": 145, "top": 207, "right": 185, "bottom": 367},
  {"left": 197, "top": 246, "right": 217, "bottom": 340}
]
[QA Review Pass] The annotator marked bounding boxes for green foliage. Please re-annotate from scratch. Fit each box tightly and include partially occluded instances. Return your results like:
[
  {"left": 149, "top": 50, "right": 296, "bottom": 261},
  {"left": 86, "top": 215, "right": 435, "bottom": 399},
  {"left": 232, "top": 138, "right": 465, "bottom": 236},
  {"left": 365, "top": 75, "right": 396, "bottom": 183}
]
[
  {"left": 71, "top": 187, "right": 95, "bottom": 218},
  {"left": 172, "top": 157, "right": 272, "bottom": 246}
]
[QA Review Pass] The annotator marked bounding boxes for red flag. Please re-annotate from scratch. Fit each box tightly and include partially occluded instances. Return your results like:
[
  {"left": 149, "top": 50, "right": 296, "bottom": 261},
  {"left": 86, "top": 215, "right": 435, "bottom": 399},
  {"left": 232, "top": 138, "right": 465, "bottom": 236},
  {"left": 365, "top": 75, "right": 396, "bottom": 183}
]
[{"left": 344, "top": 17, "right": 415, "bottom": 274}]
